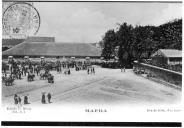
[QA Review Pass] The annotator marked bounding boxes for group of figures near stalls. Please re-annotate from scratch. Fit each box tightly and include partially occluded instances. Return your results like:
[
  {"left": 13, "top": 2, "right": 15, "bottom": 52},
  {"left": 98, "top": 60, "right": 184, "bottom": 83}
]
[
  {"left": 2, "top": 56, "right": 54, "bottom": 86},
  {"left": 2, "top": 56, "right": 94, "bottom": 86}
]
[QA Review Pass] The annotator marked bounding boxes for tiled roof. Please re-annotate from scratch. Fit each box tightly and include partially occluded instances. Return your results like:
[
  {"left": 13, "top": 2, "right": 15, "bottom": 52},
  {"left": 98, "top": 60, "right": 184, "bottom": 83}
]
[
  {"left": 152, "top": 49, "right": 182, "bottom": 58},
  {"left": 2, "top": 42, "right": 101, "bottom": 57}
]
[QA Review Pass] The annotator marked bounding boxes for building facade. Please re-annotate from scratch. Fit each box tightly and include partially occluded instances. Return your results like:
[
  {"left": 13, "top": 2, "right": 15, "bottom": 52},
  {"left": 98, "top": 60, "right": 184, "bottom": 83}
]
[{"left": 151, "top": 49, "right": 182, "bottom": 66}]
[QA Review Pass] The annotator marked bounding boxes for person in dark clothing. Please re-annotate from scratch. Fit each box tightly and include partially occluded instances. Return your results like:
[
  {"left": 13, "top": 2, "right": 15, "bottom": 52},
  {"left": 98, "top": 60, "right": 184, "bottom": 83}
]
[
  {"left": 14, "top": 94, "right": 18, "bottom": 105},
  {"left": 48, "top": 74, "right": 54, "bottom": 83},
  {"left": 24, "top": 96, "right": 29, "bottom": 104},
  {"left": 18, "top": 71, "right": 21, "bottom": 79},
  {"left": 36, "top": 66, "right": 40, "bottom": 76},
  {"left": 87, "top": 68, "right": 89, "bottom": 74},
  {"left": 2, "top": 63, "right": 6, "bottom": 73},
  {"left": 41, "top": 93, "right": 46, "bottom": 104},
  {"left": 92, "top": 67, "right": 95, "bottom": 74},
  {"left": 47, "top": 93, "right": 52, "bottom": 103},
  {"left": 18, "top": 96, "right": 22, "bottom": 105},
  {"left": 21, "top": 66, "right": 24, "bottom": 76}
]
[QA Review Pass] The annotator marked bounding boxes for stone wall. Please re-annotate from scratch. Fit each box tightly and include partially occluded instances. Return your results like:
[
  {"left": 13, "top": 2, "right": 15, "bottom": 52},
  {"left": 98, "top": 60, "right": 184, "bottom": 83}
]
[{"left": 133, "top": 61, "right": 182, "bottom": 87}]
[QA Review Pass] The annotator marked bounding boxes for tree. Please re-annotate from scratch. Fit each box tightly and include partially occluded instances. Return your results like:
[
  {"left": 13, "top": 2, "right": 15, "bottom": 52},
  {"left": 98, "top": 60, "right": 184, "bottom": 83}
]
[
  {"left": 156, "top": 19, "right": 182, "bottom": 50},
  {"left": 101, "top": 29, "right": 117, "bottom": 60},
  {"left": 99, "top": 18, "right": 182, "bottom": 68},
  {"left": 116, "top": 22, "right": 135, "bottom": 67},
  {"left": 133, "top": 25, "right": 156, "bottom": 59}
]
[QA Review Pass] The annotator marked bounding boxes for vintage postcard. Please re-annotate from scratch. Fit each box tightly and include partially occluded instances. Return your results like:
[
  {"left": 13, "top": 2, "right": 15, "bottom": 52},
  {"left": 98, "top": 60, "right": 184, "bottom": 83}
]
[{"left": 1, "top": 0, "right": 183, "bottom": 127}]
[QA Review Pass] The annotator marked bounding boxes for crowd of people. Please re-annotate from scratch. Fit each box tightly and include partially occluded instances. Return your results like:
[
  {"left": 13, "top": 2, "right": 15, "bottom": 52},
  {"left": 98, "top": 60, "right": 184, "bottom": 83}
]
[
  {"left": 2, "top": 57, "right": 94, "bottom": 85},
  {"left": 2, "top": 56, "right": 97, "bottom": 105}
]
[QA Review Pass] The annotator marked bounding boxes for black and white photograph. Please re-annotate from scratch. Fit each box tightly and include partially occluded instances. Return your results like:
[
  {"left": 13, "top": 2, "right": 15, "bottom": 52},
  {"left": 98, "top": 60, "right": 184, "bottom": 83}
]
[{"left": 1, "top": 0, "right": 183, "bottom": 126}]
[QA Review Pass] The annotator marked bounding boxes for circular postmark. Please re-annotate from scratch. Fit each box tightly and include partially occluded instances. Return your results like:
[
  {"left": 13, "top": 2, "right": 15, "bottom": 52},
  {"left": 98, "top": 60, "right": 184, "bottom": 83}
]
[{"left": 3, "top": 2, "right": 40, "bottom": 37}]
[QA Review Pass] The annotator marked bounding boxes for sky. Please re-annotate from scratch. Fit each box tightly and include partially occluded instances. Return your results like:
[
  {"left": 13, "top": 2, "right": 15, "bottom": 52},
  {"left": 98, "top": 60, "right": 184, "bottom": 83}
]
[{"left": 34, "top": 2, "right": 182, "bottom": 43}]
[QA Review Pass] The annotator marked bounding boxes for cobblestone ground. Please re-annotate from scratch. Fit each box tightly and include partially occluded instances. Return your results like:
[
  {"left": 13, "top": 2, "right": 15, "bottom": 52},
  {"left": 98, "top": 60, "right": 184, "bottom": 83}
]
[{"left": 2, "top": 67, "right": 181, "bottom": 106}]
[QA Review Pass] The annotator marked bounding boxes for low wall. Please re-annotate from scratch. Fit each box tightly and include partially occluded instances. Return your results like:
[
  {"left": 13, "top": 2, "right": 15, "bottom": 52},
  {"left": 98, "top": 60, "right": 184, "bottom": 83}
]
[{"left": 133, "top": 61, "right": 182, "bottom": 87}]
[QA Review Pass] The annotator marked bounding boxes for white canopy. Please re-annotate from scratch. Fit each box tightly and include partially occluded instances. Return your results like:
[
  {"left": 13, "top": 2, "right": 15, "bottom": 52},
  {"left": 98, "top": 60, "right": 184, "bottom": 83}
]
[{"left": 24, "top": 56, "right": 29, "bottom": 59}]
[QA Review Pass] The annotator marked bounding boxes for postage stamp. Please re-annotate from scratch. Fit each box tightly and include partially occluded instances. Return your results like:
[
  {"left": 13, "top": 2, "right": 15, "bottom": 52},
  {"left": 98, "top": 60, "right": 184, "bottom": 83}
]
[{"left": 3, "top": 2, "right": 40, "bottom": 38}]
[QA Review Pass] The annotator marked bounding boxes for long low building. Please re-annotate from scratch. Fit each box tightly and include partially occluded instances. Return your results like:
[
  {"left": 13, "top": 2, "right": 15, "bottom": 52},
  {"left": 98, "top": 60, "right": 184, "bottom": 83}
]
[
  {"left": 2, "top": 41, "right": 101, "bottom": 58},
  {"left": 151, "top": 49, "right": 182, "bottom": 65}
]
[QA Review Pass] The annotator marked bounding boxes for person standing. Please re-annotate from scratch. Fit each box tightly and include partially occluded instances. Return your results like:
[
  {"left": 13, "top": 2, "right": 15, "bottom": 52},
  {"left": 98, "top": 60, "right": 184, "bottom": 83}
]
[
  {"left": 47, "top": 93, "right": 52, "bottom": 103},
  {"left": 21, "top": 65, "right": 23, "bottom": 75},
  {"left": 68, "top": 69, "right": 71, "bottom": 75},
  {"left": 18, "top": 96, "right": 22, "bottom": 105},
  {"left": 35, "top": 65, "right": 38, "bottom": 76},
  {"left": 2, "top": 63, "right": 7, "bottom": 73},
  {"left": 22, "top": 66, "right": 25, "bottom": 76},
  {"left": 14, "top": 94, "right": 18, "bottom": 105},
  {"left": 57, "top": 60, "right": 61, "bottom": 73},
  {"left": 87, "top": 68, "right": 89, "bottom": 74},
  {"left": 18, "top": 70, "right": 21, "bottom": 79},
  {"left": 92, "top": 67, "right": 95, "bottom": 74},
  {"left": 24, "top": 96, "right": 29, "bottom": 104},
  {"left": 24, "top": 67, "right": 27, "bottom": 76},
  {"left": 41, "top": 93, "right": 46, "bottom": 104},
  {"left": 37, "top": 65, "right": 41, "bottom": 76}
]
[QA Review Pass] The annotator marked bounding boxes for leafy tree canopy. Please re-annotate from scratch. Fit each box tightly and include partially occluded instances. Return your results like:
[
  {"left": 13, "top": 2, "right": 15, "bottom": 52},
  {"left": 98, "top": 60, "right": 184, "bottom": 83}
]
[{"left": 100, "top": 19, "right": 182, "bottom": 67}]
